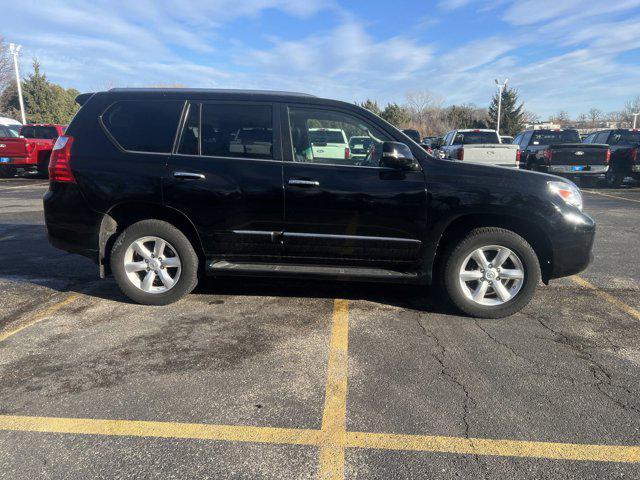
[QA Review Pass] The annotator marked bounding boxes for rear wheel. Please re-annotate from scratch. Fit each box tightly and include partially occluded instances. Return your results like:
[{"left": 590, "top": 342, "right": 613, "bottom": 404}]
[
  {"left": 442, "top": 228, "right": 541, "bottom": 318},
  {"left": 605, "top": 170, "right": 625, "bottom": 188},
  {"left": 110, "top": 220, "right": 199, "bottom": 305},
  {"left": 0, "top": 167, "right": 15, "bottom": 178}
]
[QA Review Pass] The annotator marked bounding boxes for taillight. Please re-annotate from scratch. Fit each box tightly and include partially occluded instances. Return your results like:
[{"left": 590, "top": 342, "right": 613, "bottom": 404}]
[
  {"left": 516, "top": 149, "right": 521, "bottom": 167},
  {"left": 605, "top": 149, "right": 611, "bottom": 164},
  {"left": 457, "top": 148, "right": 464, "bottom": 160},
  {"left": 544, "top": 149, "right": 553, "bottom": 164},
  {"left": 49, "top": 135, "right": 75, "bottom": 183},
  {"left": 345, "top": 147, "right": 350, "bottom": 159},
  {"left": 631, "top": 148, "right": 638, "bottom": 164}
]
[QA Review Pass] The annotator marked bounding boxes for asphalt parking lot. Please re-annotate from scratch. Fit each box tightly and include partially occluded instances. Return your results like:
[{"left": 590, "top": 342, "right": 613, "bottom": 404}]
[{"left": 0, "top": 177, "right": 639, "bottom": 479}]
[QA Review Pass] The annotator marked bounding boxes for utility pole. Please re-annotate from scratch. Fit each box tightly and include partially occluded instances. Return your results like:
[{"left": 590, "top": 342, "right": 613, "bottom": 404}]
[
  {"left": 494, "top": 78, "right": 508, "bottom": 136},
  {"left": 633, "top": 112, "right": 639, "bottom": 130},
  {"left": 8, "top": 43, "right": 26, "bottom": 124}
]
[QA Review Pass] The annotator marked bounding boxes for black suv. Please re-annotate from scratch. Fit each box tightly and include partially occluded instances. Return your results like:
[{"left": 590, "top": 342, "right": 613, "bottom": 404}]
[{"left": 44, "top": 89, "right": 595, "bottom": 318}]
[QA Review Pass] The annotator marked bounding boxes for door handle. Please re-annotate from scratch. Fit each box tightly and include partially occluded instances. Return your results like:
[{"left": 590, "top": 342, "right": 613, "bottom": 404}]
[
  {"left": 288, "top": 179, "right": 320, "bottom": 187},
  {"left": 173, "top": 171, "right": 205, "bottom": 180}
]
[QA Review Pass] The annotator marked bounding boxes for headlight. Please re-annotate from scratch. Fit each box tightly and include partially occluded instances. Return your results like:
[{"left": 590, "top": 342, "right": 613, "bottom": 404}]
[{"left": 548, "top": 181, "right": 583, "bottom": 211}]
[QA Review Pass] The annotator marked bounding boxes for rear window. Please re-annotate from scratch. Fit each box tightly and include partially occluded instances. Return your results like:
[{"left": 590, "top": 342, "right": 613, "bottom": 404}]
[
  {"left": 530, "top": 130, "right": 580, "bottom": 145},
  {"left": 102, "top": 100, "right": 183, "bottom": 153},
  {"left": 20, "top": 126, "right": 59, "bottom": 139},
  {"left": 0, "top": 125, "right": 20, "bottom": 138},
  {"left": 609, "top": 130, "right": 640, "bottom": 145},
  {"left": 454, "top": 131, "right": 500, "bottom": 144},
  {"left": 309, "top": 130, "right": 346, "bottom": 144}
]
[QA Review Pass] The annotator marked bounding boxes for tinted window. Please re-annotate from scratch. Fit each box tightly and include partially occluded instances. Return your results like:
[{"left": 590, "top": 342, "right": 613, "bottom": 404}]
[
  {"left": 609, "top": 130, "right": 640, "bottom": 145},
  {"left": 453, "top": 131, "right": 500, "bottom": 144},
  {"left": 288, "top": 107, "right": 392, "bottom": 167},
  {"left": 102, "top": 100, "right": 183, "bottom": 153},
  {"left": 198, "top": 104, "right": 273, "bottom": 160},
  {"left": 530, "top": 130, "right": 580, "bottom": 145},
  {"left": 583, "top": 133, "right": 596, "bottom": 144},
  {"left": 177, "top": 103, "right": 200, "bottom": 155},
  {"left": 402, "top": 129, "right": 421, "bottom": 143},
  {"left": 20, "top": 126, "right": 59, "bottom": 139},
  {"left": 0, "top": 125, "right": 20, "bottom": 137},
  {"left": 594, "top": 131, "right": 610, "bottom": 144}
]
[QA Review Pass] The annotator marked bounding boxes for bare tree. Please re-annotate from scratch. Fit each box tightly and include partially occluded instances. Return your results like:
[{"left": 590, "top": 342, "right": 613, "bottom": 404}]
[
  {"left": 588, "top": 108, "right": 602, "bottom": 128},
  {"left": 550, "top": 110, "right": 570, "bottom": 125},
  {"left": 623, "top": 96, "right": 640, "bottom": 127},
  {"left": 0, "top": 36, "right": 14, "bottom": 93}
]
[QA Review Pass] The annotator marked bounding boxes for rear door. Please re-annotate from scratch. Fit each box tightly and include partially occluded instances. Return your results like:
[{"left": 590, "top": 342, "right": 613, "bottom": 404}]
[
  {"left": 164, "top": 101, "right": 284, "bottom": 262},
  {"left": 281, "top": 104, "right": 427, "bottom": 267}
]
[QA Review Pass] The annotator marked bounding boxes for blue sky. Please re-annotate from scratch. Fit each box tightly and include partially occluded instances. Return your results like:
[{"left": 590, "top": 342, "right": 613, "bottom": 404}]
[{"left": 3, "top": 0, "right": 640, "bottom": 118}]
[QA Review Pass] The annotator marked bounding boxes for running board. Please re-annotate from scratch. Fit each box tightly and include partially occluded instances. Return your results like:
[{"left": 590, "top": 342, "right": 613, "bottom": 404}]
[{"left": 207, "top": 260, "right": 420, "bottom": 282}]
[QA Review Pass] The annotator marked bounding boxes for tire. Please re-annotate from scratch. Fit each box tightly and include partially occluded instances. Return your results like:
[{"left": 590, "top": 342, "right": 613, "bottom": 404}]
[
  {"left": 0, "top": 167, "right": 14, "bottom": 178},
  {"left": 110, "top": 219, "right": 199, "bottom": 305},
  {"left": 442, "top": 228, "right": 541, "bottom": 318},
  {"left": 605, "top": 170, "right": 624, "bottom": 188}
]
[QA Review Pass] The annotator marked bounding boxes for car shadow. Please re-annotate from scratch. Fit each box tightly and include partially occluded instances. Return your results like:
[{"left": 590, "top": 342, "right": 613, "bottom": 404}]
[{"left": 0, "top": 222, "right": 456, "bottom": 316}]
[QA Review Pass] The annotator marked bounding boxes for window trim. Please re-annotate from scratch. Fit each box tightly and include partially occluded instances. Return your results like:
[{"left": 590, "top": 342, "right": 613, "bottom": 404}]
[
  {"left": 172, "top": 100, "right": 281, "bottom": 162},
  {"left": 99, "top": 99, "right": 187, "bottom": 156},
  {"left": 282, "top": 103, "right": 422, "bottom": 171}
]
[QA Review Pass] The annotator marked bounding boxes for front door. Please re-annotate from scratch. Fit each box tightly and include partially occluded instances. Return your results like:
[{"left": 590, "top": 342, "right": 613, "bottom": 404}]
[
  {"left": 282, "top": 105, "right": 427, "bottom": 267},
  {"left": 164, "top": 101, "right": 284, "bottom": 261}
]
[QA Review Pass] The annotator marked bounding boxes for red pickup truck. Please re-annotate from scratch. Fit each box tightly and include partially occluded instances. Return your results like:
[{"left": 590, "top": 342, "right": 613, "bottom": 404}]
[{"left": 0, "top": 124, "right": 66, "bottom": 177}]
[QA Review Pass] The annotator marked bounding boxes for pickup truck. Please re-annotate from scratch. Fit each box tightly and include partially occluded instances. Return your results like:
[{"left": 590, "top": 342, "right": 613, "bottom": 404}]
[
  {"left": 514, "top": 129, "right": 610, "bottom": 182},
  {"left": 0, "top": 124, "right": 66, "bottom": 177},
  {"left": 436, "top": 129, "right": 519, "bottom": 167},
  {"left": 582, "top": 129, "right": 640, "bottom": 187},
  {"left": 308, "top": 128, "right": 351, "bottom": 163}
]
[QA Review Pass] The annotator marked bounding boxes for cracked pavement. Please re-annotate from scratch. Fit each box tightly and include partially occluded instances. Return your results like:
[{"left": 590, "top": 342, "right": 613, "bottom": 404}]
[{"left": 1, "top": 178, "right": 640, "bottom": 479}]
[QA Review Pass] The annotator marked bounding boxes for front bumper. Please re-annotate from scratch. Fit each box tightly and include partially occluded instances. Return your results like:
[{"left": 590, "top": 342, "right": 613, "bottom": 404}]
[{"left": 549, "top": 208, "right": 596, "bottom": 279}]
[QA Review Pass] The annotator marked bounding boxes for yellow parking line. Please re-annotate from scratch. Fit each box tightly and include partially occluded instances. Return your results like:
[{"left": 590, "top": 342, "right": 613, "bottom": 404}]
[
  {"left": 582, "top": 190, "right": 640, "bottom": 204},
  {"left": 317, "top": 299, "right": 350, "bottom": 480},
  {"left": 346, "top": 431, "right": 640, "bottom": 463},
  {"left": 570, "top": 275, "right": 640, "bottom": 321},
  {"left": 1, "top": 414, "right": 638, "bottom": 464},
  {"left": 0, "top": 292, "right": 83, "bottom": 343},
  {"left": 0, "top": 415, "right": 322, "bottom": 446}
]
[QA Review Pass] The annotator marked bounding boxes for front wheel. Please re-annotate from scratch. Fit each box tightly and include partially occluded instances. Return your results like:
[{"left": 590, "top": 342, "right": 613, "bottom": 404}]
[
  {"left": 443, "top": 228, "right": 541, "bottom": 318},
  {"left": 110, "top": 220, "right": 199, "bottom": 305}
]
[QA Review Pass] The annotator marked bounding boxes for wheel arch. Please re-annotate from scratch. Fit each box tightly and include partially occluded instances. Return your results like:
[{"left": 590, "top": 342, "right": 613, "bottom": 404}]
[
  {"left": 98, "top": 202, "right": 205, "bottom": 277},
  {"left": 431, "top": 213, "right": 554, "bottom": 284}
]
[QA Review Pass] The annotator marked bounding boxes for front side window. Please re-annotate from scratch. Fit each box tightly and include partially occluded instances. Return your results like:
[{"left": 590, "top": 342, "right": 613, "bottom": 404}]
[
  {"left": 102, "top": 100, "right": 183, "bottom": 153},
  {"left": 288, "top": 107, "right": 392, "bottom": 167}
]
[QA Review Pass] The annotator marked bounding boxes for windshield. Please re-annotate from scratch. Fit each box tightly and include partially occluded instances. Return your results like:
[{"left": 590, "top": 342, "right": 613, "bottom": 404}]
[
  {"left": 0, "top": 125, "right": 20, "bottom": 138},
  {"left": 309, "top": 130, "right": 345, "bottom": 144},
  {"left": 609, "top": 130, "right": 640, "bottom": 145},
  {"left": 454, "top": 131, "right": 500, "bottom": 144},
  {"left": 531, "top": 130, "right": 580, "bottom": 145},
  {"left": 20, "top": 126, "right": 59, "bottom": 139}
]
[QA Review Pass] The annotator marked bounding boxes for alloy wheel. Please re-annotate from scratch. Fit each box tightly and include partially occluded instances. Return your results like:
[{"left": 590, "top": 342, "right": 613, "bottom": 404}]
[{"left": 123, "top": 236, "right": 182, "bottom": 294}]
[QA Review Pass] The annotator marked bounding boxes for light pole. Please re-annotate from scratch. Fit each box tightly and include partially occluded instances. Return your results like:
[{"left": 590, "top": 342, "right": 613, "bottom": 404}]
[
  {"left": 633, "top": 112, "right": 639, "bottom": 130},
  {"left": 494, "top": 78, "right": 508, "bottom": 136},
  {"left": 8, "top": 43, "right": 26, "bottom": 125}
]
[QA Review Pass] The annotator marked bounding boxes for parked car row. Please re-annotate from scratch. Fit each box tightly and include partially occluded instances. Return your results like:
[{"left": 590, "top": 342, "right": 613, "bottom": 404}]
[
  {"left": 425, "top": 126, "right": 639, "bottom": 187},
  {"left": 0, "top": 119, "right": 67, "bottom": 178}
]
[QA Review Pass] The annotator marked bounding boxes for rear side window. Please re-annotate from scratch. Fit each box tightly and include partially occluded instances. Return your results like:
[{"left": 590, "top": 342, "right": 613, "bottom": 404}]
[
  {"left": 20, "top": 126, "right": 59, "bottom": 139},
  {"left": 102, "top": 100, "right": 183, "bottom": 153},
  {"left": 609, "top": 130, "right": 640, "bottom": 145},
  {"left": 200, "top": 103, "right": 273, "bottom": 160}
]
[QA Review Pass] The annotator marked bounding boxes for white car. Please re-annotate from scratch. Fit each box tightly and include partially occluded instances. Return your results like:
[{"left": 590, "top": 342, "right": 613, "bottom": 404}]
[
  {"left": 309, "top": 128, "right": 350, "bottom": 161},
  {"left": 437, "top": 129, "right": 519, "bottom": 167},
  {"left": 0, "top": 117, "right": 22, "bottom": 138}
]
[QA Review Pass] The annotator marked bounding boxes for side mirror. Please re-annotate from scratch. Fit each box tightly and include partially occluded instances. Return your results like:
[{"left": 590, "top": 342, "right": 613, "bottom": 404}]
[{"left": 380, "top": 141, "right": 415, "bottom": 169}]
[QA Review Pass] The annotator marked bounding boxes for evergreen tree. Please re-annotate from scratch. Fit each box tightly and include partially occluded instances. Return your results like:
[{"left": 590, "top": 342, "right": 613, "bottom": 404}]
[
  {"left": 0, "top": 59, "right": 80, "bottom": 123},
  {"left": 381, "top": 103, "right": 410, "bottom": 127},
  {"left": 357, "top": 99, "right": 382, "bottom": 116},
  {"left": 487, "top": 86, "right": 524, "bottom": 136}
]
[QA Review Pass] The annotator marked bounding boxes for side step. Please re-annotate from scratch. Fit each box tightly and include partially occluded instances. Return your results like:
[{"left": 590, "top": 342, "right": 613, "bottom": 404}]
[{"left": 207, "top": 260, "right": 420, "bottom": 283}]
